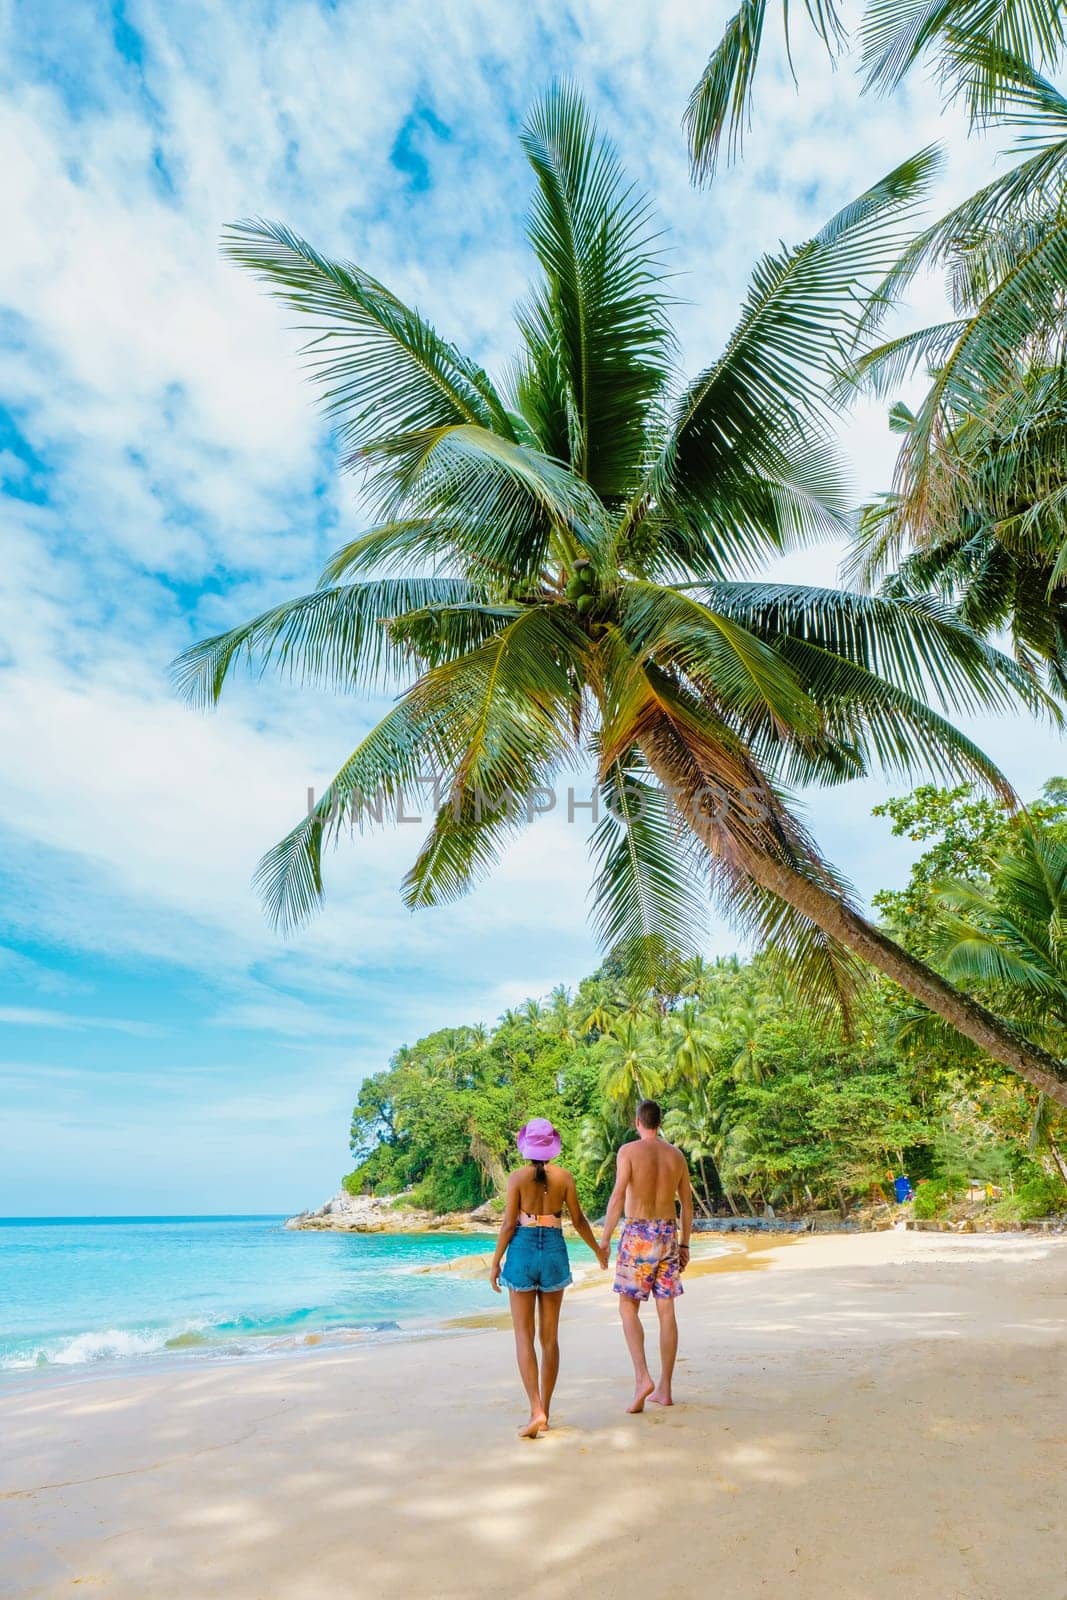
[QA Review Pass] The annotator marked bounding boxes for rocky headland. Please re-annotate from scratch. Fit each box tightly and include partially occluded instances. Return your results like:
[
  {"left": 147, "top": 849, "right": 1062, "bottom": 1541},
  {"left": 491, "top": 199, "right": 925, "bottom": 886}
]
[{"left": 285, "top": 1189, "right": 498, "bottom": 1234}]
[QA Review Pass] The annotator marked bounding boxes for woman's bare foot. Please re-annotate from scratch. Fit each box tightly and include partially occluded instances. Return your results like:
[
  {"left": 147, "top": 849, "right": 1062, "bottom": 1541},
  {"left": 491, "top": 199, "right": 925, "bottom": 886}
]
[
  {"left": 627, "top": 1377, "right": 655, "bottom": 1413},
  {"left": 519, "top": 1411, "right": 548, "bottom": 1438},
  {"left": 648, "top": 1388, "right": 673, "bottom": 1406}
]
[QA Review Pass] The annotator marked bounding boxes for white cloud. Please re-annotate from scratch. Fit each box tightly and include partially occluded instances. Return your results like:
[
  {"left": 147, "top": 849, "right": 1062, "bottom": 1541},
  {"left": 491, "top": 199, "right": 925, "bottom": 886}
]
[{"left": 0, "top": 1006, "right": 162, "bottom": 1035}]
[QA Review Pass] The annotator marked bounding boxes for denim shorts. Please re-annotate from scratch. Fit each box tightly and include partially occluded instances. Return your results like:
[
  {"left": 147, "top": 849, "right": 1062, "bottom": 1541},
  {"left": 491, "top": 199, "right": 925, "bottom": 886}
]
[{"left": 499, "top": 1225, "right": 573, "bottom": 1293}]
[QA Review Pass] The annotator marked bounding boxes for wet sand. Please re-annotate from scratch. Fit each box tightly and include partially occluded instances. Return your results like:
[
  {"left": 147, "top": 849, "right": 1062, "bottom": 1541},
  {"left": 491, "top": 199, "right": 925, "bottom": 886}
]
[{"left": 2, "top": 1230, "right": 1064, "bottom": 1599}]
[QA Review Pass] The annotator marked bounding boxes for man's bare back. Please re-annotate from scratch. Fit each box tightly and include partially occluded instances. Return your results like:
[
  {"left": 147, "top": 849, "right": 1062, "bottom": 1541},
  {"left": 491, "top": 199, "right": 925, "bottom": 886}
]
[{"left": 617, "top": 1135, "right": 688, "bottom": 1220}]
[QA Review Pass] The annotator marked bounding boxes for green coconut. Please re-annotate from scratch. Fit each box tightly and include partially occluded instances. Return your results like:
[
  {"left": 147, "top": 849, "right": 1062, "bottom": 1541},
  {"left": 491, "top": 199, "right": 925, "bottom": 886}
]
[{"left": 575, "top": 593, "right": 595, "bottom": 615}]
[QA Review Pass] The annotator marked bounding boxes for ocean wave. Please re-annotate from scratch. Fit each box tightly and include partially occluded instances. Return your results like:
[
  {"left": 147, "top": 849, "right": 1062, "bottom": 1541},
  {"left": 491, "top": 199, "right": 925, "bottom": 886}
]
[
  {"left": 0, "top": 1314, "right": 407, "bottom": 1373},
  {"left": 0, "top": 1321, "right": 215, "bottom": 1371}
]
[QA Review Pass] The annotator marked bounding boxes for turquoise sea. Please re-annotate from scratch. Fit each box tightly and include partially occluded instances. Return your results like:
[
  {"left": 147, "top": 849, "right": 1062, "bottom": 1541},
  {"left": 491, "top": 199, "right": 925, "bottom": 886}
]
[{"left": 0, "top": 1216, "right": 588, "bottom": 1380}]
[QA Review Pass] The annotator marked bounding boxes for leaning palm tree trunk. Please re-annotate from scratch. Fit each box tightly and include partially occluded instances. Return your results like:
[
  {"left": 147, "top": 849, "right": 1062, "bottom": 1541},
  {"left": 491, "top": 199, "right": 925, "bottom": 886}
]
[{"left": 640, "top": 739, "right": 1067, "bottom": 1107}]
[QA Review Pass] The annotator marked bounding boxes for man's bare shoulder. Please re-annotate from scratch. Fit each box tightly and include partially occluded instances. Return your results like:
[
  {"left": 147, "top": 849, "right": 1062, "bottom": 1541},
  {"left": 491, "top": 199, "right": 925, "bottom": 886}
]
[{"left": 661, "top": 1140, "right": 687, "bottom": 1167}]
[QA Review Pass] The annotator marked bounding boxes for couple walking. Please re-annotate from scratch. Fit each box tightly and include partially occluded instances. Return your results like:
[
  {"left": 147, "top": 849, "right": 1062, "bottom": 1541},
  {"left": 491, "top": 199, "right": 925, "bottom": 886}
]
[{"left": 489, "top": 1099, "right": 693, "bottom": 1437}]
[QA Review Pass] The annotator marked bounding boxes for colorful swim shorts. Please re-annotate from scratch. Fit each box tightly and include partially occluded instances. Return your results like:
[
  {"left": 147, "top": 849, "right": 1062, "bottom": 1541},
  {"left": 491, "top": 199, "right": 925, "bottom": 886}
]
[{"left": 613, "top": 1218, "right": 683, "bottom": 1301}]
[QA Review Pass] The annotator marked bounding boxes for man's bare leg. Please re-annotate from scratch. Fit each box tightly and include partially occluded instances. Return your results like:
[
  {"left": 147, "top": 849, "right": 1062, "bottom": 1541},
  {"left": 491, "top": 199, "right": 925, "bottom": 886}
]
[
  {"left": 649, "top": 1296, "right": 678, "bottom": 1405},
  {"left": 619, "top": 1296, "right": 655, "bottom": 1412},
  {"left": 537, "top": 1290, "right": 564, "bottom": 1425},
  {"left": 509, "top": 1291, "right": 546, "bottom": 1437}
]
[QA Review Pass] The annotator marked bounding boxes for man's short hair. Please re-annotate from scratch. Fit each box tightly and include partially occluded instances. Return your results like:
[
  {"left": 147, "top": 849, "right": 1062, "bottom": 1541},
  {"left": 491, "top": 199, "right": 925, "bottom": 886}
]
[{"left": 636, "top": 1099, "right": 662, "bottom": 1129}]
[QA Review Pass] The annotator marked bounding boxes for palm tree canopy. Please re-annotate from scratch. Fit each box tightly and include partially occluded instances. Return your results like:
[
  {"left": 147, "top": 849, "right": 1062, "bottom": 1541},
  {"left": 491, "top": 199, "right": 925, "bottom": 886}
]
[
  {"left": 848, "top": 59, "right": 1067, "bottom": 694},
  {"left": 685, "top": 0, "right": 1067, "bottom": 181},
  {"left": 175, "top": 84, "right": 1058, "bottom": 1069},
  {"left": 935, "top": 828, "right": 1067, "bottom": 1040}
]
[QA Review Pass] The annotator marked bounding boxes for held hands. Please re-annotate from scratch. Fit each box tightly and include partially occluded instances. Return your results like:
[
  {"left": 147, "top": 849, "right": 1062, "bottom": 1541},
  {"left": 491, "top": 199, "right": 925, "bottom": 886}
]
[{"left": 596, "top": 1243, "right": 611, "bottom": 1271}]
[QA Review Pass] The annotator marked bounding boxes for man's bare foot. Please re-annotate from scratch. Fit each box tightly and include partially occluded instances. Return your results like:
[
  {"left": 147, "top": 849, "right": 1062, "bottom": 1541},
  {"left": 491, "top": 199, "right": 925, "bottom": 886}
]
[
  {"left": 649, "top": 1389, "right": 673, "bottom": 1406},
  {"left": 519, "top": 1411, "right": 548, "bottom": 1438},
  {"left": 627, "top": 1377, "right": 655, "bottom": 1414}
]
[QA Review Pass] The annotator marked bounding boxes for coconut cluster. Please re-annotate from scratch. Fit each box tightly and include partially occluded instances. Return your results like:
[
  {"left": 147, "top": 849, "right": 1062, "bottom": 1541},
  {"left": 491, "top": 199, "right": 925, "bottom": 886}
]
[{"left": 565, "top": 556, "right": 597, "bottom": 614}]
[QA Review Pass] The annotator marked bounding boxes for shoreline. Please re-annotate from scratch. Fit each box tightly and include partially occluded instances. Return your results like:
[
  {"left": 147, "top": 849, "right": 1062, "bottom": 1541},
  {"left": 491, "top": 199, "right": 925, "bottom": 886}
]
[
  {"left": 4, "top": 1232, "right": 1065, "bottom": 1599},
  {"left": 7, "top": 1220, "right": 1062, "bottom": 1393},
  {"left": 0, "top": 1236, "right": 739, "bottom": 1395},
  {"left": 286, "top": 1189, "right": 1067, "bottom": 1238}
]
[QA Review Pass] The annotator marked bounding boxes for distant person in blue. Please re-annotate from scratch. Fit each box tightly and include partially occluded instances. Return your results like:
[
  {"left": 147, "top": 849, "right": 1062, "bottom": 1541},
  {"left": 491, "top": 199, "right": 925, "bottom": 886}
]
[{"left": 890, "top": 1171, "right": 913, "bottom": 1203}]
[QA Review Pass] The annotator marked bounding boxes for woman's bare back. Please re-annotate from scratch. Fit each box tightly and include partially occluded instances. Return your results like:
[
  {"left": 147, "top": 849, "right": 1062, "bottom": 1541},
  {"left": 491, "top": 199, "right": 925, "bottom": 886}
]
[{"left": 513, "top": 1162, "right": 571, "bottom": 1218}]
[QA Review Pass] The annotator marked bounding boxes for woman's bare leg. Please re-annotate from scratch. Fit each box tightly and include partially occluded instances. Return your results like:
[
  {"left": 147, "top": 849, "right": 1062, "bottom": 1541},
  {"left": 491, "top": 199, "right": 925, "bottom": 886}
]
[
  {"left": 509, "top": 1291, "right": 546, "bottom": 1437},
  {"left": 536, "top": 1290, "right": 564, "bottom": 1423}
]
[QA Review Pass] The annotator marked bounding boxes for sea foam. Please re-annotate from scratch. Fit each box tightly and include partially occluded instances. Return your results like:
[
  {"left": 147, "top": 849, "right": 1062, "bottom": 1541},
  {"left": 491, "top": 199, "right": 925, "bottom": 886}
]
[{"left": 0, "top": 1322, "right": 213, "bottom": 1371}]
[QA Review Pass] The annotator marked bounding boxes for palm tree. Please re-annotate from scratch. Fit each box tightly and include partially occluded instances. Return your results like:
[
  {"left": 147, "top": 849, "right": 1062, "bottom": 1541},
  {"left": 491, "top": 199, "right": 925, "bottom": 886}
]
[
  {"left": 667, "top": 1000, "right": 718, "bottom": 1085},
  {"left": 932, "top": 826, "right": 1067, "bottom": 1180},
  {"left": 597, "top": 1020, "right": 664, "bottom": 1114},
  {"left": 685, "top": 0, "right": 1066, "bottom": 181},
  {"left": 663, "top": 1081, "right": 731, "bottom": 1214},
  {"left": 175, "top": 84, "right": 1066, "bottom": 1105},
  {"left": 575, "top": 1102, "right": 633, "bottom": 1190},
  {"left": 936, "top": 828, "right": 1067, "bottom": 1043},
  {"left": 545, "top": 984, "right": 576, "bottom": 1042},
  {"left": 847, "top": 62, "right": 1067, "bottom": 694},
  {"left": 722, "top": 993, "right": 770, "bottom": 1084}
]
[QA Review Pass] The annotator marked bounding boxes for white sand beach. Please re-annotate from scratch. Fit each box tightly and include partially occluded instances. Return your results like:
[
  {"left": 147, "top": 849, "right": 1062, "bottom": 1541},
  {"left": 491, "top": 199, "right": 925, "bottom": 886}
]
[{"left": 3, "top": 1231, "right": 1065, "bottom": 1600}]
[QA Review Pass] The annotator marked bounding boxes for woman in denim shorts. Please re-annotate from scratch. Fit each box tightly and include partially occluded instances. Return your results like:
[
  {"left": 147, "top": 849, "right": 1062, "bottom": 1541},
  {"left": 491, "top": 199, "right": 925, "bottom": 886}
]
[{"left": 489, "top": 1118, "right": 607, "bottom": 1437}]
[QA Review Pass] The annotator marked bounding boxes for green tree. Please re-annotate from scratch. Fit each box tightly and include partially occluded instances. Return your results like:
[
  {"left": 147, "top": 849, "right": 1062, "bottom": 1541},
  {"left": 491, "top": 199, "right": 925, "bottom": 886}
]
[
  {"left": 685, "top": 0, "right": 1065, "bottom": 180},
  {"left": 176, "top": 84, "right": 1065, "bottom": 1103},
  {"left": 872, "top": 782, "right": 1067, "bottom": 1189},
  {"left": 936, "top": 826, "right": 1067, "bottom": 1046},
  {"left": 846, "top": 63, "right": 1067, "bottom": 692}
]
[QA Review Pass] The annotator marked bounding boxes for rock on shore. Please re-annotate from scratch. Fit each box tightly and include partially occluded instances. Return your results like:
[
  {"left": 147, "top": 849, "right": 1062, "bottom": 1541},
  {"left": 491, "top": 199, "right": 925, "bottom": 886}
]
[{"left": 286, "top": 1190, "right": 498, "bottom": 1234}]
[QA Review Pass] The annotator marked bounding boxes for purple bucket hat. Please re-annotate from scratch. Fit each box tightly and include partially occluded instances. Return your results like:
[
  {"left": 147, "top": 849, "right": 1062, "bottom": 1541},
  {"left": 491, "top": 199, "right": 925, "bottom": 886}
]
[{"left": 517, "top": 1117, "right": 562, "bottom": 1161}]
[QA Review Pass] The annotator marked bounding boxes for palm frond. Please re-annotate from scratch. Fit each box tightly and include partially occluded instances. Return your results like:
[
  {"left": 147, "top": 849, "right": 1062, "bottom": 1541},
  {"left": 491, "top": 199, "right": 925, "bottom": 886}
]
[
  {"left": 377, "top": 422, "right": 613, "bottom": 579},
  {"left": 769, "top": 635, "right": 1019, "bottom": 797},
  {"left": 685, "top": 0, "right": 847, "bottom": 183},
  {"left": 695, "top": 582, "right": 1058, "bottom": 721},
  {"left": 588, "top": 760, "right": 709, "bottom": 964},
  {"left": 518, "top": 82, "right": 674, "bottom": 499},
  {"left": 222, "top": 220, "right": 514, "bottom": 503},
  {"left": 860, "top": 2, "right": 1067, "bottom": 117},
  {"left": 858, "top": 60, "right": 1067, "bottom": 332},
  {"left": 406, "top": 606, "right": 587, "bottom": 794},
  {"left": 644, "top": 150, "right": 940, "bottom": 566},
  {"left": 171, "top": 576, "right": 485, "bottom": 703},
  {"left": 402, "top": 762, "right": 557, "bottom": 910},
  {"left": 628, "top": 434, "right": 851, "bottom": 582},
  {"left": 616, "top": 580, "right": 821, "bottom": 735},
  {"left": 253, "top": 689, "right": 455, "bottom": 931}
]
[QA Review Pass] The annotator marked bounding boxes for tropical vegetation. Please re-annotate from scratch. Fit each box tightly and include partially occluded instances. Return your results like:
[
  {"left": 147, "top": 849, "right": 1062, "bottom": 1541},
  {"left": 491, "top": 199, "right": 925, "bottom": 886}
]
[
  {"left": 694, "top": 5, "right": 1067, "bottom": 699},
  {"left": 175, "top": 84, "right": 1067, "bottom": 1102},
  {"left": 850, "top": 54, "right": 1067, "bottom": 695},
  {"left": 343, "top": 784, "right": 1067, "bottom": 1224},
  {"left": 686, "top": 0, "right": 1066, "bottom": 180}
]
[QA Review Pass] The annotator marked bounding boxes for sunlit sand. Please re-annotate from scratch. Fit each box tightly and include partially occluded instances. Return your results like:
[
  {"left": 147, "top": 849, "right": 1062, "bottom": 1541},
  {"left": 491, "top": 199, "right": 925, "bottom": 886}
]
[{"left": 2, "top": 1231, "right": 1064, "bottom": 1599}]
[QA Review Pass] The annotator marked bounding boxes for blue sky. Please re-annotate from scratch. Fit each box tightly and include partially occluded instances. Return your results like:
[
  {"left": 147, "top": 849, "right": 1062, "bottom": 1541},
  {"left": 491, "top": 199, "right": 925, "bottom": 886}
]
[{"left": 1, "top": 0, "right": 1063, "bottom": 1216}]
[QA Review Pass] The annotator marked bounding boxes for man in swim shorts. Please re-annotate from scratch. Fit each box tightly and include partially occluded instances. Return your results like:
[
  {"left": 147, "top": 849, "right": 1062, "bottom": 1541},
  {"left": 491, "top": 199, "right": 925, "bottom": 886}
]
[{"left": 599, "top": 1099, "right": 693, "bottom": 1413}]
